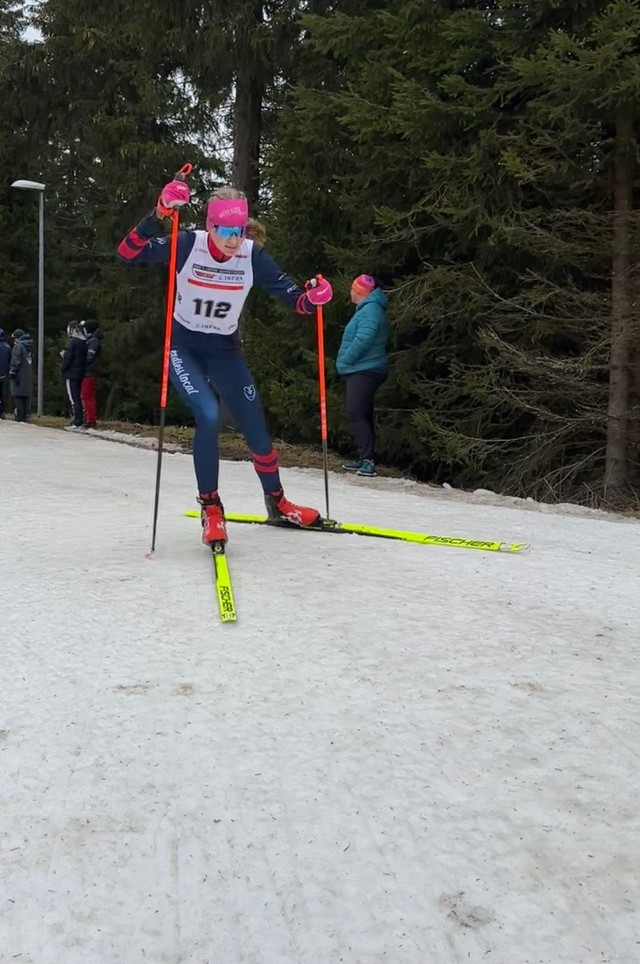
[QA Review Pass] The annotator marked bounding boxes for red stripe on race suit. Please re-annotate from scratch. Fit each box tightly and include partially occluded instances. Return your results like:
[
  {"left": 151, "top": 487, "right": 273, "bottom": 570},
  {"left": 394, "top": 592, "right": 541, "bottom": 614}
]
[
  {"left": 253, "top": 449, "right": 278, "bottom": 463},
  {"left": 253, "top": 449, "right": 279, "bottom": 473},
  {"left": 117, "top": 229, "right": 149, "bottom": 259},
  {"left": 187, "top": 279, "right": 245, "bottom": 290}
]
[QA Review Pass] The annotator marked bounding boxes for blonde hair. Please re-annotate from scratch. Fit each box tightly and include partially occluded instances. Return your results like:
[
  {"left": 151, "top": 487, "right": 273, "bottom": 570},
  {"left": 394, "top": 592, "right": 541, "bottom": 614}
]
[
  {"left": 246, "top": 218, "right": 266, "bottom": 245},
  {"left": 208, "top": 185, "right": 246, "bottom": 201}
]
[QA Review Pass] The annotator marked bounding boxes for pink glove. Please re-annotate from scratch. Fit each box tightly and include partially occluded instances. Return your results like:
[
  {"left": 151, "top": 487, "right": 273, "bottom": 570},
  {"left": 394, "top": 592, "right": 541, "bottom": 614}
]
[
  {"left": 156, "top": 180, "right": 191, "bottom": 218},
  {"left": 304, "top": 275, "right": 333, "bottom": 306}
]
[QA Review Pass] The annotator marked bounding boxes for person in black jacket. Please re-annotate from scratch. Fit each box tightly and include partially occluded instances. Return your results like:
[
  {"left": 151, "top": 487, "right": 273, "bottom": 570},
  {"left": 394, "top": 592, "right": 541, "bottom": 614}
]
[
  {"left": 9, "top": 329, "right": 34, "bottom": 422},
  {"left": 79, "top": 319, "right": 104, "bottom": 428},
  {"left": 60, "top": 321, "right": 88, "bottom": 429},
  {"left": 0, "top": 328, "right": 11, "bottom": 419}
]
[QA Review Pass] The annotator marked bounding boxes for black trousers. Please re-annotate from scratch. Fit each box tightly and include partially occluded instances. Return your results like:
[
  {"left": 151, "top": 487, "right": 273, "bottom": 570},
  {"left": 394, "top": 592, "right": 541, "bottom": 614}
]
[
  {"left": 15, "top": 395, "right": 31, "bottom": 421},
  {"left": 0, "top": 377, "right": 6, "bottom": 417},
  {"left": 65, "top": 378, "right": 84, "bottom": 426},
  {"left": 344, "top": 370, "right": 387, "bottom": 461}
]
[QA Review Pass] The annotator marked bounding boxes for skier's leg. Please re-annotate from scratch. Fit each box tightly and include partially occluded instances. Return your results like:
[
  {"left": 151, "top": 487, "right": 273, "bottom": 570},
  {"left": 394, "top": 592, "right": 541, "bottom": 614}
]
[
  {"left": 168, "top": 346, "right": 223, "bottom": 494},
  {"left": 169, "top": 345, "right": 228, "bottom": 544},
  {"left": 213, "top": 351, "right": 320, "bottom": 525},
  {"left": 210, "top": 351, "right": 282, "bottom": 494}
]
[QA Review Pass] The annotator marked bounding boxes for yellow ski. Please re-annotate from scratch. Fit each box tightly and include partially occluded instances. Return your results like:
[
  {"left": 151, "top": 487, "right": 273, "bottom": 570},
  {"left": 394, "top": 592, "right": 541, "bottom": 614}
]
[
  {"left": 212, "top": 547, "right": 237, "bottom": 622},
  {"left": 186, "top": 511, "right": 529, "bottom": 554}
]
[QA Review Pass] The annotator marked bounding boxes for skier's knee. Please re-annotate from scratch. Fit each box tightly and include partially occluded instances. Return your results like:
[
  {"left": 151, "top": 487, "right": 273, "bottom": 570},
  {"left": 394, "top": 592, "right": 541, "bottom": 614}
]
[{"left": 195, "top": 403, "right": 219, "bottom": 434}]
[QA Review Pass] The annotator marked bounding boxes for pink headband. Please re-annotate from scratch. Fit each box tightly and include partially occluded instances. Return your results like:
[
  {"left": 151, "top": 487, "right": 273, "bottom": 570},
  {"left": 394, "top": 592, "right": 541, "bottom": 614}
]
[
  {"left": 206, "top": 198, "right": 249, "bottom": 231},
  {"left": 351, "top": 274, "right": 376, "bottom": 297}
]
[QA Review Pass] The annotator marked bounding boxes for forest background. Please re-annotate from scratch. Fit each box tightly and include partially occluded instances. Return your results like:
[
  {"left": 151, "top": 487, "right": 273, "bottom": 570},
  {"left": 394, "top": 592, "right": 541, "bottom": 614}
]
[{"left": 1, "top": 0, "right": 639, "bottom": 507}]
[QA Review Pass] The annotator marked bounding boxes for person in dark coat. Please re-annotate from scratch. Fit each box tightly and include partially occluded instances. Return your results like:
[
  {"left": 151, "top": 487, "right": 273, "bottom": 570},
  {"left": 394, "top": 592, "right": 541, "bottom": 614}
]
[
  {"left": 0, "top": 328, "right": 12, "bottom": 419},
  {"left": 60, "top": 321, "right": 88, "bottom": 429},
  {"left": 9, "top": 329, "right": 34, "bottom": 422},
  {"left": 79, "top": 319, "right": 104, "bottom": 428}
]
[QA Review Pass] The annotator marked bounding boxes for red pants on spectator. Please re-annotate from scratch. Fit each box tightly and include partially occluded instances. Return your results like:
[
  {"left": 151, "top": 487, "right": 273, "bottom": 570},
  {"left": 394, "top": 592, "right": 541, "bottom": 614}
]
[{"left": 81, "top": 375, "right": 98, "bottom": 425}]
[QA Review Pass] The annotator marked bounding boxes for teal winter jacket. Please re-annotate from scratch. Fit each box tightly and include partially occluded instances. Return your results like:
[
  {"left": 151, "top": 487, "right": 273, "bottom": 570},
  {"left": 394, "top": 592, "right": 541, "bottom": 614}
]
[{"left": 336, "top": 287, "right": 390, "bottom": 376}]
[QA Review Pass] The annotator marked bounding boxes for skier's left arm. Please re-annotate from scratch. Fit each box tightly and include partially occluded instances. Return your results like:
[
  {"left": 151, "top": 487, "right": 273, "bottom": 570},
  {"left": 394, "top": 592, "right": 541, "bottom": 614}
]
[{"left": 251, "top": 246, "right": 332, "bottom": 315}]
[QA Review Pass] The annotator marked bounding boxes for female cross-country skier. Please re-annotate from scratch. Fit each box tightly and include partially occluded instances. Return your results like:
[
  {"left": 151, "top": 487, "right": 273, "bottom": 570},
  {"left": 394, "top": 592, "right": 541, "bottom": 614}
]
[{"left": 117, "top": 178, "right": 333, "bottom": 546}]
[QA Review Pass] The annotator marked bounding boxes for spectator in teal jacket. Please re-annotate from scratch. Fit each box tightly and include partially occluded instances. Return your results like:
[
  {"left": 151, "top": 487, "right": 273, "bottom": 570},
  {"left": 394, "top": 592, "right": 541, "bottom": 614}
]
[{"left": 336, "top": 274, "right": 390, "bottom": 477}]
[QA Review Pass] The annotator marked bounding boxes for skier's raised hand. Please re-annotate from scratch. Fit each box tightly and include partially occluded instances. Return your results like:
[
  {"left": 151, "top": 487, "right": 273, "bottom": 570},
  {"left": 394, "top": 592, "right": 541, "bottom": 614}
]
[{"left": 156, "top": 180, "right": 191, "bottom": 219}]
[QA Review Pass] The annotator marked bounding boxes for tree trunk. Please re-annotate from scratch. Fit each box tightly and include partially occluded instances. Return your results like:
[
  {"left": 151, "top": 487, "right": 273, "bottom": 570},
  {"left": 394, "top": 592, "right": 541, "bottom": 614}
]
[
  {"left": 232, "top": 1, "right": 264, "bottom": 208},
  {"left": 605, "top": 109, "right": 635, "bottom": 502},
  {"left": 628, "top": 260, "right": 640, "bottom": 491}
]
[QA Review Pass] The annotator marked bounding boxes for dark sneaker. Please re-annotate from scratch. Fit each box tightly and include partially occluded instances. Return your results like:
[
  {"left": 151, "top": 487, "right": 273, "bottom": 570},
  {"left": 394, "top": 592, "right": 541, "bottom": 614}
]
[{"left": 356, "top": 459, "right": 377, "bottom": 477}]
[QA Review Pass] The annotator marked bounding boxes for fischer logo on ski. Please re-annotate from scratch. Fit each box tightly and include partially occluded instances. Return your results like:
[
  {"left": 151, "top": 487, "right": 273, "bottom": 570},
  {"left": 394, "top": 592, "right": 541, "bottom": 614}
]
[{"left": 212, "top": 547, "right": 237, "bottom": 622}]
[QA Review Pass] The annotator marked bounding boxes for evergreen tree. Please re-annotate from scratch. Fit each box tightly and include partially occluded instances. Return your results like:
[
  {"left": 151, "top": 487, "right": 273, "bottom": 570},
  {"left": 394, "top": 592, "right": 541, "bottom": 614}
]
[
  {"left": 251, "top": 0, "right": 399, "bottom": 450},
  {"left": 495, "top": 0, "right": 640, "bottom": 501},
  {"left": 2, "top": 0, "right": 637, "bottom": 509},
  {"left": 19, "top": 0, "right": 224, "bottom": 417},
  {"left": 0, "top": 2, "right": 39, "bottom": 338},
  {"left": 265, "top": 0, "right": 640, "bottom": 505}
]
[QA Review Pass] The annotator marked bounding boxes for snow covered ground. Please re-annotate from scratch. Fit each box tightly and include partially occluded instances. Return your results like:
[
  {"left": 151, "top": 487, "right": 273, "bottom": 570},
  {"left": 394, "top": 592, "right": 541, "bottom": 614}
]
[{"left": 1, "top": 420, "right": 638, "bottom": 964}]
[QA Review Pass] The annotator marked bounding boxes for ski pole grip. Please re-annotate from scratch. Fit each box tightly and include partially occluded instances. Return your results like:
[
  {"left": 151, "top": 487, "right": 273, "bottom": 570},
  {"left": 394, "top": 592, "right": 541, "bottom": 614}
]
[
  {"left": 175, "top": 163, "right": 193, "bottom": 181},
  {"left": 304, "top": 274, "right": 324, "bottom": 291}
]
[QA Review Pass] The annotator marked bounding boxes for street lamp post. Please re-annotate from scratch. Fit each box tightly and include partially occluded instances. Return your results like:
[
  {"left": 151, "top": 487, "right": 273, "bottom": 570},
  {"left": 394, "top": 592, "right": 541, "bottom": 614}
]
[{"left": 11, "top": 179, "right": 46, "bottom": 416}]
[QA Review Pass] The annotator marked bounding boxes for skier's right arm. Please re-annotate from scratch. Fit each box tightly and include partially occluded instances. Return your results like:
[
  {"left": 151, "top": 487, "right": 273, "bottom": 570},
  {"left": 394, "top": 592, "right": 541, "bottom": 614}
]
[
  {"left": 117, "top": 180, "right": 194, "bottom": 267},
  {"left": 117, "top": 212, "right": 195, "bottom": 268}
]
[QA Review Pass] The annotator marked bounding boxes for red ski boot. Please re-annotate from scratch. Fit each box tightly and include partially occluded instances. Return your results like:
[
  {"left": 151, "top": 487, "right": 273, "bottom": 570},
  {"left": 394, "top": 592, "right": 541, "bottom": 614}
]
[
  {"left": 264, "top": 489, "right": 321, "bottom": 527},
  {"left": 198, "top": 492, "right": 228, "bottom": 546}
]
